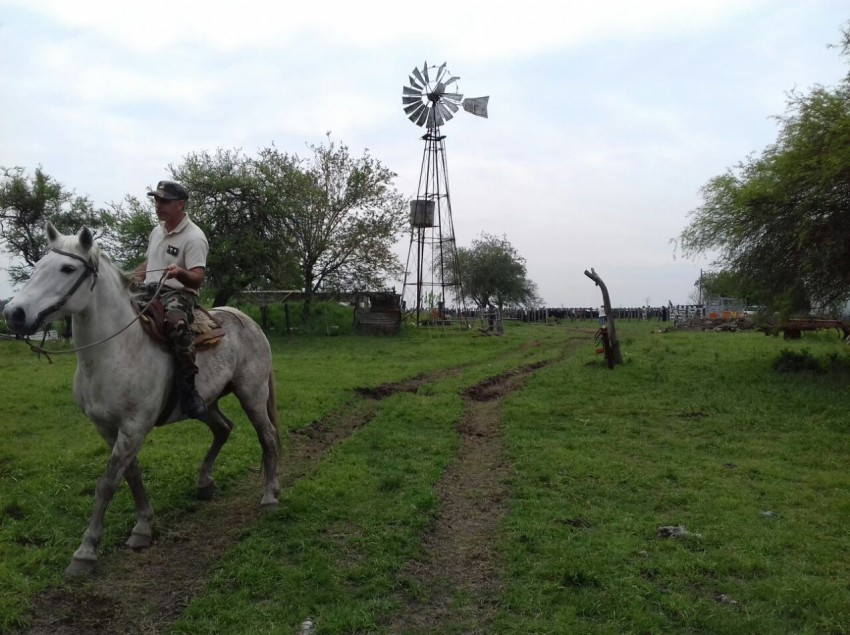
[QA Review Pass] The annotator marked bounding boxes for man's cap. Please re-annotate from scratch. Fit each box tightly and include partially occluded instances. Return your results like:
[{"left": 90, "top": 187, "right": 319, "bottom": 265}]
[{"left": 147, "top": 180, "right": 189, "bottom": 201}]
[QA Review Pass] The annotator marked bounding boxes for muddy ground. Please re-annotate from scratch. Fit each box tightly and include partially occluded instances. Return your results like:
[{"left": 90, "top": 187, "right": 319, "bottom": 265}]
[{"left": 17, "top": 343, "right": 578, "bottom": 634}]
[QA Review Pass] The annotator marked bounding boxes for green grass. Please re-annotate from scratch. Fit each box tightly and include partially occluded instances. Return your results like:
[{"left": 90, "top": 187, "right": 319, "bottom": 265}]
[
  {"left": 1, "top": 320, "right": 849, "bottom": 633},
  {"left": 499, "top": 326, "right": 850, "bottom": 634},
  {"left": 173, "top": 390, "right": 462, "bottom": 634}
]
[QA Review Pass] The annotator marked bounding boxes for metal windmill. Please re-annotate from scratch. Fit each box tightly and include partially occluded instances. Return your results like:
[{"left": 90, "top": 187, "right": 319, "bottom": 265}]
[{"left": 401, "top": 61, "right": 489, "bottom": 326}]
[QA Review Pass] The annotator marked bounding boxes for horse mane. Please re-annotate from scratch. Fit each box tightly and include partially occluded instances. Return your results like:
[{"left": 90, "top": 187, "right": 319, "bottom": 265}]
[
  {"left": 86, "top": 240, "right": 134, "bottom": 290},
  {"left": 89, "top": 243, "right": 135, "bottom": 290},
  {"left": 61, "top": 234, "right": 135, "bottom": 289},
  {"left": 117, "top": 268, "right": 136, "bottom": 289}
]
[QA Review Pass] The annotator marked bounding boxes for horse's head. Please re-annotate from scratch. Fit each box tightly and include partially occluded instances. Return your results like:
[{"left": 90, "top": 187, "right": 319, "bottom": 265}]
[{"left": 3, "top": 223, "right": 100, "bottom": 336}]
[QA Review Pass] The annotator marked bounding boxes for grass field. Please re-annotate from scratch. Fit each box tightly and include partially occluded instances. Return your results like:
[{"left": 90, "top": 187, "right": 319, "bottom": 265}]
[{"left": 0, "top": 317, "right": 848, "bottom": 633}]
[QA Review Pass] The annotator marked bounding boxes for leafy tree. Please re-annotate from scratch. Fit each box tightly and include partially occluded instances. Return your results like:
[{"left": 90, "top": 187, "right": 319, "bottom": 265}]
[
  {"left": 0, "top": 166, "right": 116, "bottom": 285},
  {"left": 2, "top": 136, "right": 409, "bottom": 319},
  {"left": 695, "top": 269, "right": 759, "bottom": 303},
  {"left": 456, "top": 232, "right": 538, "bottom": 310},
  {"left": 257, "top": 137, "right": 407, "bottom": 321},
  {"left": 170, "top": 148, "right": 299, "bottom": 307},
  {"left": 679, "top": 25, "right": 850, "bottom": 315},
  {"left": 107, "top": 195, "right": 157, "bottom": 270}
]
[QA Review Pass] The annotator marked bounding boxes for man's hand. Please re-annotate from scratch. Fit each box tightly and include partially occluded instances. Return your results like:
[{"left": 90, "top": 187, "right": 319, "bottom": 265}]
[{"left": 164, "top": 264, "right": 206, "bottom": 290}]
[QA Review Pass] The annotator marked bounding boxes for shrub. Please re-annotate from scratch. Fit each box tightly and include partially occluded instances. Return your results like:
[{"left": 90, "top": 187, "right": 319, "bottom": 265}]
[{"left": 772, "top": 348, "right": 822, "bottom": 373}]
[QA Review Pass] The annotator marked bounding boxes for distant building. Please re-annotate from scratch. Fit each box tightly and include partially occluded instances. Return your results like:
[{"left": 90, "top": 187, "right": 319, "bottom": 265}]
[{"left": 704, "top": 295, "right": 745, "bottom": 320}]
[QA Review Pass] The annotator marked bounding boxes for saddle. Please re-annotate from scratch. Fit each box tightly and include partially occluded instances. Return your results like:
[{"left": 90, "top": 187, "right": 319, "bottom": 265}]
[{"left": 135, "top": 298, "right": 226, "bottom": 350}]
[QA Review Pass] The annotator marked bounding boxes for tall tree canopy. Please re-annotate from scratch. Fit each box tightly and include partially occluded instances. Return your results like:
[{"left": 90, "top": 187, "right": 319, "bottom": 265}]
[
  {"left": 2, "top": 138, "right": 408, "bottom": 316},
  {"left": 0, "top": 167, "right": 115, "bottom": 285},
  {"left": 457, "top": 232, "right": 539, "bottom": 310},
  {"left": 106, "top": 195, "right": 156, "bottom": 271},
  {"left": 679, "top": 26, "right": 850, "bottom": 315},
  {"left": 170, "top": 148, "right": 299, "bottom": 307},
  {"left": 257, "top": 137, "right": 407, "bottom": 319}
]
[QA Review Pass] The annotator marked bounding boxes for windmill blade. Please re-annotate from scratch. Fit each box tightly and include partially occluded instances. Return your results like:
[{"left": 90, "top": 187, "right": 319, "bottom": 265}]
[
  {"left": 403, "top": 86, "right": 422, "bottom": 98},
  {"left": 422, "top": 62, "right": 429, "bottom": 83},
  {"left": 444, "top": 99, "right": 460, "bottom": 113},
  {"left": 429, "top": 107, "right": 444, "bottom": 128},
  {"left": 406, "top": 100, "right": 427, "bottom": 121},
  {"left": 444, "top": 75, "right": 460, "bottom": 87},
  {"left": 436, "top": 101, "right": 453, "bottom": 124},
  {"left": 403, "top": 95, "right": 421, "bottom": 106},
  {"left": 428, "top": 105, "right": 447, "bottom": 128},
  {"left": 412, "top": 66, "right": 426, "bottom": 88},
  {"left": 414, "top": 105, "right": 430, "bottom": 127},
  {"left": 441, "top": 92, "right": 464, "bottom": 104},
  {"left": 408, "top": 104, "right": 427, "bottom": 125},
  {"left": 404, "top": 101, "right": 423, "bottom": 115},
  {"left": 409, "top": 74, "right": 424, "bottom": 90},
  {"left": 462, "top": 96, "right": 489, "bottom": 118},
  {"left": 434, "top": 62, "right": 447, "bottom": 84}
]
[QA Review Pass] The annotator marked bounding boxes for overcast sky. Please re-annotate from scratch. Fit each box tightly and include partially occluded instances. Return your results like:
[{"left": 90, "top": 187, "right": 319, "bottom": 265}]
[{"left": 1, "top": 1, "right": 848, "bottom": 307}]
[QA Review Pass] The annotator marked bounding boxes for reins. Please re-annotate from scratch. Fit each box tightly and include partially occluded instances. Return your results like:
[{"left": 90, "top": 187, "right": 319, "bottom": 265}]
[{"left": 3, "top": 251, "right": 171, "bottom": 363}]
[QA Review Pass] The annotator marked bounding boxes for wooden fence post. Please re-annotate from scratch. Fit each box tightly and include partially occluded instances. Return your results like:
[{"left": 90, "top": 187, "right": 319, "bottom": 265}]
[{"left": 284, "top": 302, "right": 292, "bottom": 335}]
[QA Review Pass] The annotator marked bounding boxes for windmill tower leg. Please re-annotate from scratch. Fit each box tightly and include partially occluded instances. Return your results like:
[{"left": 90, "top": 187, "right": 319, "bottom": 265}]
[
  {"left": 403, "top": 130, "right": 465, "bottom": 326},
  {"left": 434, "top": 133, "right": 465, "bottom": 322}
]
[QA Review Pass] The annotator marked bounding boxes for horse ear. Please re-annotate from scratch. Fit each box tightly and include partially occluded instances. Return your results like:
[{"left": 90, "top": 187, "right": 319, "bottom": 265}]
[
  {"left": 46, "top": 222, "right": 60, "bottom": 245},
  {"left": 79, "top": 226, "right": 94, "bottom": 252}
]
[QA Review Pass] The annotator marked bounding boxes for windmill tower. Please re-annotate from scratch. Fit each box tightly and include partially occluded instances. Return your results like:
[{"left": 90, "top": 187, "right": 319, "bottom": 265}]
[{"left": 401, "top": 61, "right": 488, "bottom": 326}]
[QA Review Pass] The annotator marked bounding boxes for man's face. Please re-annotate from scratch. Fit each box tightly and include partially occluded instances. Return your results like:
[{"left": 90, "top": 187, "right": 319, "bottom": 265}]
[{"left": 154, "top": 196, "right": 185, "bottom": 225}]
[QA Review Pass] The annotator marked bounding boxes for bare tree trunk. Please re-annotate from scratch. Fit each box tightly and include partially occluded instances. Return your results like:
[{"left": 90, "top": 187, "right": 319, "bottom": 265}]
[{"left": 584, "top": 267, "right": 623, "bottom": 366}]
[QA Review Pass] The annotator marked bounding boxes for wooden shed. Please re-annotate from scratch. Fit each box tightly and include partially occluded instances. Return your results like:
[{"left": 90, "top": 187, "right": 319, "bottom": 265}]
[{"left": 354, "top": 292, "right": 402, "bottom": 335}]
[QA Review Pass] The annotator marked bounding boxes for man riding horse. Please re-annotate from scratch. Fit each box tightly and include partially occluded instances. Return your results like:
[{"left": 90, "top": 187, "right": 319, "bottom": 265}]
[
  {"left": 134, "top": 180, "right": 208, "bottom": 419},
  {"left": 4, "top": 222, "right": 280, "bottom": 575}
]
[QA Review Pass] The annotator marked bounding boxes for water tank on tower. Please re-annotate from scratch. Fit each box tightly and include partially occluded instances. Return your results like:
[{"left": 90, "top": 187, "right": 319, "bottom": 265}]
[{"left": 409, "top": 199, "right": 435, "bottom": 228}]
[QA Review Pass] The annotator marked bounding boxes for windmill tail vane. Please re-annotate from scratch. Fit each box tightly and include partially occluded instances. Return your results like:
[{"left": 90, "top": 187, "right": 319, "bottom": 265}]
[{"left": 462, "top": 96, "right": 489, "bottom": 118}]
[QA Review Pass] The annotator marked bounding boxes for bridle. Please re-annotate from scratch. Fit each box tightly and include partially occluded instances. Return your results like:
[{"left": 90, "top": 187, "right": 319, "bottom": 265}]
[
  {"left": 28, "top": 248, "right": 100, "bottom": 334},
  {"left": 4, "top": 249, "right": 167, "bottom": 363}
]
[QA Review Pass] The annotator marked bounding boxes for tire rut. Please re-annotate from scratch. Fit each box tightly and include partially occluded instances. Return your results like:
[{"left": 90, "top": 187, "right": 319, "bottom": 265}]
[
  {"left": 13, "top": 364, "right": 475, "bottom": 634},
  {"left": 16, "top": 335, "right": 584, "bottom": 634},
  {"left": 384, "top": 364, "right": 538, "bottom": 634},
  {"left": 17, "top": 404, "right": 378, "bottom": 635},
  {"left": 386, "top": 338, "right": 584, "bottom": 634}
]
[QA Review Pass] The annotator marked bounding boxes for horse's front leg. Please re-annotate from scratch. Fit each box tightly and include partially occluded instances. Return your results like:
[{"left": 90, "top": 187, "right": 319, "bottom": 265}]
[{"left": 65, "top": 430, "right": 146, "bottom": 577}]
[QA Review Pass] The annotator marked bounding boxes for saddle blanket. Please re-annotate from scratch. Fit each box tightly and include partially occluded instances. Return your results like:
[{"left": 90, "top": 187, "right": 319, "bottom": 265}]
[{"left": 135, "top": 299, "right": 226, "bottom": 349}]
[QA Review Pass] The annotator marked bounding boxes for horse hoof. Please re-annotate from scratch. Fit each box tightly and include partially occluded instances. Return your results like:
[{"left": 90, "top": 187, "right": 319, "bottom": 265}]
[
  {"left": 64, "top": 557, "right": 96, "bottom": 579},
  {"left": 196, "top": 482, "right": 216, "bottom": 500},
  {"left": 260, "top": 498, "right": 279, "bottom": 511},
  {"left": 126, "top": 532, "right": 151, "bottom": 551}
]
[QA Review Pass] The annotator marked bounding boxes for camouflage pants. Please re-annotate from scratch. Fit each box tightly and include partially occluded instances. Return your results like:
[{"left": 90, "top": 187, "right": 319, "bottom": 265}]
[{"left": 160, "top": 289, "right": 199, "bottom": 377}]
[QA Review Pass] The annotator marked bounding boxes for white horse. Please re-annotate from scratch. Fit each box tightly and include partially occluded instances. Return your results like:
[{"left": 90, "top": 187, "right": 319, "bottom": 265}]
[{"left": 3, "top": 223, "right": 280, "bottom": 577}]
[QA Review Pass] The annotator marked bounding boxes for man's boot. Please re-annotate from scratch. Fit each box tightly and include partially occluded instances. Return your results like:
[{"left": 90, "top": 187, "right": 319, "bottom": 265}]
[
  {"left": 165, "top": 313, "right": 206, "bottom": 419},
  {"left": 179, "top": 372, "right": 207, "bottom": 419}
]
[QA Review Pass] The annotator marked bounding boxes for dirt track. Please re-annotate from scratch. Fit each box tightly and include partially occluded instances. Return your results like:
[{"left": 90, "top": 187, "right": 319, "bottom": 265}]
[{"left": 17, "top": 346, "right": 573, "bottom": 634}]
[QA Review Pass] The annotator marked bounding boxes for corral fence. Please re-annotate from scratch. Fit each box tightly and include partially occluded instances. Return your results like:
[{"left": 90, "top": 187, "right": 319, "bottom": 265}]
[{"left": 502, "top": 305, "right": 709, "bottom": 324}]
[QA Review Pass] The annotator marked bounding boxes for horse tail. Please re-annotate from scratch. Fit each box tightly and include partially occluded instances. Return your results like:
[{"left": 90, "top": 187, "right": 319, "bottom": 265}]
[{"left": 267, "top": 369, "right": 281, "bottom": 459}]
